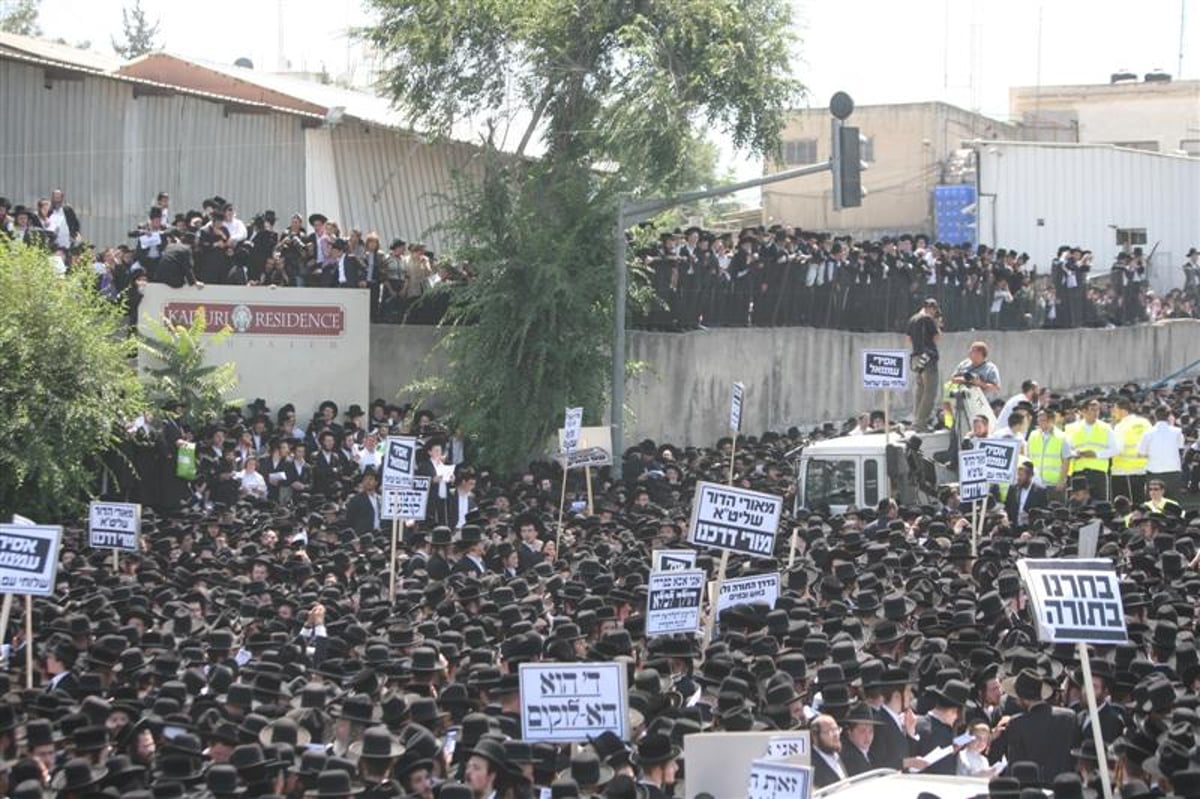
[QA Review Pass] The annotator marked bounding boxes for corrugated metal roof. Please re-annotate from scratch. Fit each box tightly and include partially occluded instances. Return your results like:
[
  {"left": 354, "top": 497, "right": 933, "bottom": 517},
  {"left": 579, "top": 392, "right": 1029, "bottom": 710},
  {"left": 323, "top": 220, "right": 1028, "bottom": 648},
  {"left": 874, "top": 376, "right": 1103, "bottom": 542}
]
[{"left": 0, "top": 30, "right": 124, "bottom": 72}]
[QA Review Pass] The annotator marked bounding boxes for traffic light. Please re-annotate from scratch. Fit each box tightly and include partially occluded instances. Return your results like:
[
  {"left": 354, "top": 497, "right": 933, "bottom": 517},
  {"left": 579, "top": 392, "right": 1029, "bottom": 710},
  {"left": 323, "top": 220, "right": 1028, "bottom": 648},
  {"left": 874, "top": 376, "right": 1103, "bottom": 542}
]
[{"left": 835, "top": 125, "right": 867, "bottom": 209}]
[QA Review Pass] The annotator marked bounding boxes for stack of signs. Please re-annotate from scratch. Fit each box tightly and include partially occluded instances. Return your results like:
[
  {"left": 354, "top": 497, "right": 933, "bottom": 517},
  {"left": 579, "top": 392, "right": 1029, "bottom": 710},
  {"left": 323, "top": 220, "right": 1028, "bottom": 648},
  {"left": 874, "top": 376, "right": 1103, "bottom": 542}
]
[
  {"left": 957, "top": 449, "right": 989, "bottom": 502},
  {"left": 747, "top": 760, "right": 813, "bottom": 799},
  {"left": 0, "top": 524, "right": 62, "bottom": 596},
  {"left": 88, "top": 502, "right": 141, "bottom": 552},
  {"left": 518, "top": 662, "right": 628, "bottom": 742},
  {"left": 730, "top": 382, "right": 745, "bottom": 432},
  {"left": 381, "top": 478, "right": 431, "bottom": 521},
  {"left": 1017, "top": 559, "right": 1128, "bottom": 644},
  {"left": 652, "top": 549, "right": 697, "bottom": 572},
  {"left": 978, "top": 438, "right": 1021, "bottom": 484},
  {"left": 646, "top": 570, "right": 705, "bottom": 636},
  {"left": 562, "top": 407, "right": 583, "bottom": 453},
  {"left": 715, "top": 573, "right": 781, "bottom": 615},
  {"left": 687, "top": 481, "right": 782, "bottom": 558},
  {"left": 861, "top": 349, "right": 909, "bottom": 390}
]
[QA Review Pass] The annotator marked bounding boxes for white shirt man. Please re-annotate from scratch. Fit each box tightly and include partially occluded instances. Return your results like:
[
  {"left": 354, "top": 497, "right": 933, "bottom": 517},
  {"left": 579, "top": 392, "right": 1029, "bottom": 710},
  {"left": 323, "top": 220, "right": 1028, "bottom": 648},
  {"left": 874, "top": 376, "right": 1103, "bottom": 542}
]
[
  {"left": 239, "top": 458, "right": 267, "bottom": 499},
  {"left": 1138, "top": 414, "right": 1184, "bottom": 474}
]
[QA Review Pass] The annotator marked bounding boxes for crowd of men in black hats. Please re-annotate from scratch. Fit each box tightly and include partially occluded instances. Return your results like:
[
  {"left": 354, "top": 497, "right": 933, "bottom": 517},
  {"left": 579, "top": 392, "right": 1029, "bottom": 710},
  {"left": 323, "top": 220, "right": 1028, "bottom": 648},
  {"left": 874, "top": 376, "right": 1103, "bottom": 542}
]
[
  {"left": 2, "top": 362, "right": 1198, "bottom": 799},
  {"left": 636, "top": 225, "right": 1200, "bottom": 332},
  {"left": 5, "top": 191, "right": 1200, "bottom": 335}
]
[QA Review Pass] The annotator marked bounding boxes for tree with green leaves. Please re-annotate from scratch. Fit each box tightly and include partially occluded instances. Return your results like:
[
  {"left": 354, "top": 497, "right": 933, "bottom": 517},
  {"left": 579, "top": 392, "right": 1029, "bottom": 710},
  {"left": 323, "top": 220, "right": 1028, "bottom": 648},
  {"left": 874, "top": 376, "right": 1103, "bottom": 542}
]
[
  {"left": 138, "top": 308, "right": 239, "bottom": 430},
  {"left": 0, "top": 242, "right": 144, "bottom": 520},
  {"left": 0, "top": 0, "right": 40, "bottom": 35},
  {"left": 363, "top": 0, "right": 801, "bottom": 470},
  {"left": 111, "top": 0, "right": 160, "bottom": 59}
]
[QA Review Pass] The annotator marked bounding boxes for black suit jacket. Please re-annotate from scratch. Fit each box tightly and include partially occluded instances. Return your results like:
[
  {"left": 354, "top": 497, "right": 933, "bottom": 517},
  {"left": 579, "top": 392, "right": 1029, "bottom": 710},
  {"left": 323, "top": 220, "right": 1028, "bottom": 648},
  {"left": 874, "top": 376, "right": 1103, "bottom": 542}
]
[
  {"left": 811, "top": 752, "right": 846, "bottom": 789},
  {"left": 1005, "top": 702, "right": 1081, "bottom": 785},
  {"left": 998, "top": 483, "right": 1049, "bottom": 522},
  {"left": 868, "top": 707, "right": 912, "bottom": 771},
  {"left": 840, "top": 738, "right": 875, "bottom": 776},
  {"left": 444, "top": 491, "right": 477, "bottom": 530},
  {"left": 452, "top": 555, "right": 486, "bottom": 576},
  {"left": 346, "top": 491, "right": 380, "bottom": 534},
  {"left": 326, "top": 255, "right": 364, "bottom": 288},
  {"left": 517, "top": 543, "right": 544, "bottom": 574}
]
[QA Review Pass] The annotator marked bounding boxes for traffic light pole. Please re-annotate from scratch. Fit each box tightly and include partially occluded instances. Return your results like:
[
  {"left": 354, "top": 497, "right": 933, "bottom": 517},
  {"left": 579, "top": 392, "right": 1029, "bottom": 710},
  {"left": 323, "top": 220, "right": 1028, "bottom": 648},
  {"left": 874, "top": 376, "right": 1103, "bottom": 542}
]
[{"left": 611, "top": 159, "right": 835, "bottom": 479}]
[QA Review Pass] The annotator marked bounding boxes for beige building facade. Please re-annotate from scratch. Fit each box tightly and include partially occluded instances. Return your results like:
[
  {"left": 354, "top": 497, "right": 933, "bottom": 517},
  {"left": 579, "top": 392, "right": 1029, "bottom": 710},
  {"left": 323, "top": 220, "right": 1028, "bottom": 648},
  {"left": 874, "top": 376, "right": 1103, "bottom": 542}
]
[
  {"left": 762, "top": 102, "right": 1016, "bottom": 237},
  {"left": 1011, "top": 78, "right": 1200, "bottom": 155}
]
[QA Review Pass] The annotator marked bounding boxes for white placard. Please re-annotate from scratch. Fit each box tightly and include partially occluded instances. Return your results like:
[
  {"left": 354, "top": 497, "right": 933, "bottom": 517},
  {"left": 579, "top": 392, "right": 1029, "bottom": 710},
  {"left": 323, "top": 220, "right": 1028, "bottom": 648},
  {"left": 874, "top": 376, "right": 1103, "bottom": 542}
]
[
  {"left": 0, "top": 525, "right": 62, "bottom": 597},
  {"left": 715, "top": 573, "right": 781, "bottom": 615},
  {"left": 765, "top": 733, "right": 811, "bottom": 762},
  {"left": 381, "top": 477, "right": 431, "bottom": 521},
  {"left": 978, "top": 438, "right": 1021, "bottom": 484},
  {"left": 687, "top": 482, "right": 782, "bottom": 558},
  {"left": 88, "top": 502, "right": 141, "bottom": 552},
  {"left": 861, "top": 349, "right": 909, "bottom": 390},
  {"left": 1017, "top": 558, "right": 1128, "bottom": 644},
  {"left": 1077, "top": 520, "right": 1101, "bottom": 559},
  {"left": 518, "top": 662, "right": 628, "bottom": 742},
  {"left": 562, "top": 407, "right": 583, "bottom": 454},
  {"left": 730, "top": 382, "right": 745, "bottom": 432},
  {"left": 381, "top": 436, "right": 418, "bottom": 488},
  {"left": 646, "top": 570, "right": 705, "bottom": 636},
  {"left": 558, "top": 447, "right": 613, "bottom": 471},
  {"left": 747, "top": 759, "right": 812, "bottom": 799},
  {"left": 958, "top": 449, "right": 989, "bottom": 502},
  {"left": 652, "top": 549, "right": 697, "bottom": 572}
]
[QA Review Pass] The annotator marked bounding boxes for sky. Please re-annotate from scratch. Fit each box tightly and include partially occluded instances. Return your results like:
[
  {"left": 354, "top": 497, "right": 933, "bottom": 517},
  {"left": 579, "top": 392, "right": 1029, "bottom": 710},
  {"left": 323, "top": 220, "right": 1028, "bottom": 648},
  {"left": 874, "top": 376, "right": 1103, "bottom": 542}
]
[{"left": 31, "top": 0, "right": 1199, "bottom": 183}]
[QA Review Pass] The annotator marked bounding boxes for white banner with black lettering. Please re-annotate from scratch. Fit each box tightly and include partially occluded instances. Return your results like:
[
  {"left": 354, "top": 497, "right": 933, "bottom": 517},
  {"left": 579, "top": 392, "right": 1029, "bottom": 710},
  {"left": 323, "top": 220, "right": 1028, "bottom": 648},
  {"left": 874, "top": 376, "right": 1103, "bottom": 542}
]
[
  {"left": 1017, "top": 558, "right": 1128, "bottom": 644},
  {"left": 765, "top": 733, "right": 811, "bottom": 762},
  {"left": 562, "top": 407, "right": 583, "bottom": 454},
  {"left": 381, "top": 477, "right": 431, "bottom": 521},
  {"left": 958, "top": 449, "right": 989, "bottom": 502},
  {"left": 646, "top": 569, "right": 705, "bottom": 636},
  {"left": 519, "top": 662, "right": 628, "bottom": 742},
  {"left": 978, "top": 438, "right": 1021, "bottom": 484},
  {"left": 730, "top": 382, "right": 745, "bottom": 432},
  {"left": 381, "top": 436, "right": 418, "bottom": 489},
  {"left": 0, "top": 524, "right": 62, "bottom": 597},
  {"left": 747, "top": 759, "right": 812, "bottom": 799},
  {"left": 652, "top": 549, "right": 698, "bottom": 572},
  {"left": 715, "top": 573, "right": 781, "bottom": 615},
  {"left": 861, "top": 349, "right": 909, "bottom": 390},
  {"left": 687, "top": 482, "right": 782, "bottom": 558},
  {"left": 88, "top": 502, "right": 141, "bottom": 552}
]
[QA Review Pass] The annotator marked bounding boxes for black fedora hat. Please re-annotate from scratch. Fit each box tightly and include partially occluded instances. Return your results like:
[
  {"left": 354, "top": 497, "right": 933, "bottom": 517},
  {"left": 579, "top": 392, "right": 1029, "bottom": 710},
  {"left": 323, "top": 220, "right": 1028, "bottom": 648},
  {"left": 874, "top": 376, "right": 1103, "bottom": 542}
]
[
  {"left": 51, "top": 759, "right": 108, "bottom": 792},
  {"left": 1002, "top": 669, "right": 1054, "bottom": 702},
  {"left": 560, "top": 749, "right": 614, "bottom": 788},
  {"left": 333, "top": 694, "right": 381, "bottom": 725},
  {"left": 631, "top": 733, "right": 680, "bottom": 767},
  {"left": 927, "top": 678, "right": 971, "bottom": 708},
  {"left": 347, "top": 726, "right": 405, "bottom": 761},
  {"left": 304, "top": 769, "right": 364, "bottom": 798},
  {"left": 204, "top": 763, "right": 245, "bottom": 797}
]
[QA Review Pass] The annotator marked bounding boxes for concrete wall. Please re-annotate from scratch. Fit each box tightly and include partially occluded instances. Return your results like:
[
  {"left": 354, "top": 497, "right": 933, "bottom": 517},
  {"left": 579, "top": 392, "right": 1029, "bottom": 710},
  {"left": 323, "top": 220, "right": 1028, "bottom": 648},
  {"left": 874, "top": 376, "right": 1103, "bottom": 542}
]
[{"left": 623, "top": 320, "right": 1200, "bottom": 446}]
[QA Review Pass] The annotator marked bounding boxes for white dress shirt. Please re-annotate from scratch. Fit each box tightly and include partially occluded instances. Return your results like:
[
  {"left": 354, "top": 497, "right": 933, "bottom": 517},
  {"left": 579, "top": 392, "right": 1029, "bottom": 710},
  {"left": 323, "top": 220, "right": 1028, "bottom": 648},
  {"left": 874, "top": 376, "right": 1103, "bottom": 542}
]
[{"left": 1138, "top": 421, "right": 1185, "bottom": 473}]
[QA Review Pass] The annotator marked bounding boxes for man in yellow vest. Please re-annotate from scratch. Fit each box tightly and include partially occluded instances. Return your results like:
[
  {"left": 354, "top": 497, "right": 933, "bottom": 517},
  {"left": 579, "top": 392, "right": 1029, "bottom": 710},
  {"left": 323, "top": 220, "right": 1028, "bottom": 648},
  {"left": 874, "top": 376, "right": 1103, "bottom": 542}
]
[
  {"left": 1065, "top": 398, "right": 1120, "bottom": 501},
  {"left": 1111, "top": 398, "right": 1152, "bottom": 505},
  {"left": 1028, "top": 408, "right": 1070, "bottom": 502},
  {"left": 1140, "top": 479, "right": 1182, "bottom": 516}
]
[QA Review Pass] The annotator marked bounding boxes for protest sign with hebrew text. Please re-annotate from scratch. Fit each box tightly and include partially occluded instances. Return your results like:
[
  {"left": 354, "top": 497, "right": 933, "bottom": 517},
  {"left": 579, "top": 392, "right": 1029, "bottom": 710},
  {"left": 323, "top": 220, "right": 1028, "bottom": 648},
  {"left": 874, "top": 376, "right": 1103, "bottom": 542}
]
[
  {"left": 765, "top": 733, "right": 811, "bottom": 762},
  {"left": 381, "top": 477, "right": 431, "bottom": 521},
  {"left": 715, "top": 572, "right": 781, "bottom": 615},
  {"left": 652, "top": 549, "right": 697, "bottom": 572},
  {"left": 687, "top": 482, "right": 782, "bottom": 557},
  {"left": 562, "top": 407, "right": 583, "bottom": 453},
  {"left": 88, "top": 502, "right": 141, "bottom": 552},
  {"left": 958, "top": 449, "right": 989, "bottom": 502},
  {"left": 646, "top": 570, "right": 705, "bottom": 636},
  {"left": 1017, "top": 558, "right": 1127, "bottom": 644},
  {"left": 730, "top": 382, "right": 745, "bottom": 432},
  {"left": 0, "top": 525, "right": 61, "bottom": 597},
  {"left": 381, "top": 436, "right": 418, "bottom": 488},
  {"left": 978, "top": 438, "right": 1021, "bottom": 484},
  {"left": 519, "top": 662, "right": 628, "bottom": 742},
  {"left": 861, "top": 349, "right": 909, "bottom": 390},
  {"left": 747, "top": 759, "right": 812, "bottom": 799}
]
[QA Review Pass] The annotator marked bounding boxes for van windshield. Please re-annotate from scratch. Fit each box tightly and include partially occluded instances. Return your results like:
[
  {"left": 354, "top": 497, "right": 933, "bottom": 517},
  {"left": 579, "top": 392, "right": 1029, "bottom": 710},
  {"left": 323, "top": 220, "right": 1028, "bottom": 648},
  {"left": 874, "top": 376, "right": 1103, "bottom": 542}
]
[{"left": 803, "top": 458, "right": 856, "bottom": 509}]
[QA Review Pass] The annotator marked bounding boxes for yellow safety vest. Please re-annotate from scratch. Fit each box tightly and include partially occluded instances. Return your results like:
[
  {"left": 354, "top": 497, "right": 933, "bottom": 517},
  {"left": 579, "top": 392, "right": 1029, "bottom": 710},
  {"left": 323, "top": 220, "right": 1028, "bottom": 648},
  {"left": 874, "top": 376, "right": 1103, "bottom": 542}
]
[
  {"left": 1112, "top": 415, "right": 1151, "bottom": 476},
  {"left": 1028, "top": 429, "right": 1067, "bottom": 486},
  {"left": 1066, "top": 420, "right": 1112, "bottom": 474}
]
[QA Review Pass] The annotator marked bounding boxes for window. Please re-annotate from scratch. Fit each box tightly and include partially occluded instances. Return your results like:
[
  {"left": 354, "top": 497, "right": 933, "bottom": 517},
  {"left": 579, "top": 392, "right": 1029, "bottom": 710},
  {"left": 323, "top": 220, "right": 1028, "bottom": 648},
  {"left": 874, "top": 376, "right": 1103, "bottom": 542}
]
[
  {"left": 782, "top": 139, "right": 818, "bottom": 165},
  {"left": 1181, "top": 139, "right": 1200, "bottom": 158},
  {"left": 1110, "top": 140, "right": 1159, "bottom": 152},
  {"left": 803, "top": 458, "right": 856, "bottom": 509},
  {"left": 1115, "top": 228, "right": 1148, "bottom": 247},
  {"left": 861, "top": 135, "right": 875, "bottom": 163},
  {"left": 863, "top": 459, "right": 879, "bottom": 506}
]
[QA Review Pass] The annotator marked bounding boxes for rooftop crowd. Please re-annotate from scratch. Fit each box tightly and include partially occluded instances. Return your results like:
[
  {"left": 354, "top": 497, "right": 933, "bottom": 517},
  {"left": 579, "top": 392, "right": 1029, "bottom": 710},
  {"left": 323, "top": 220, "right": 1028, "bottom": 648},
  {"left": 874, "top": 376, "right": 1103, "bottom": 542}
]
[
  {"left": 3, "top": 190, "right": 1199, "bottom": 333},
  {"left": 0, "top": 339, "right": 1195, "bottom": 799}
]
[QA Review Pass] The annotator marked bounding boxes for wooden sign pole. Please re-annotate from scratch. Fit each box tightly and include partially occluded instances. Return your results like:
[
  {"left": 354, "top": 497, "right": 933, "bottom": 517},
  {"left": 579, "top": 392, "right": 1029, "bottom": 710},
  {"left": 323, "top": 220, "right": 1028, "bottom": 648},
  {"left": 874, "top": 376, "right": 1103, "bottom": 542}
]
[
  {"left": 0, "top": 594, "right": 11, "bottom": 669},
  {"left": 1078, "top": 643, "right": 1114, "bottom": 799},
  {"left": 556, "top": 468, "right": 569, "bottom": 552},
  {"left": 727, "top": 436, "right": 737, "bottom": 486},
  {"left": 583, "top": 437, "right": 595, "bottom": 517},
  {"left": 389, "top": 516, "right": 400, "bottom": 602},
  {"left": 24, "top": 595, "right": 33, "bottom": 690}
]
